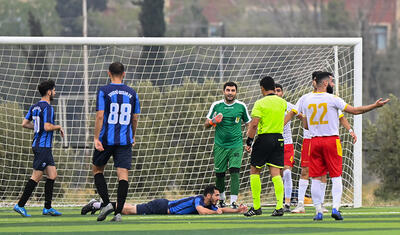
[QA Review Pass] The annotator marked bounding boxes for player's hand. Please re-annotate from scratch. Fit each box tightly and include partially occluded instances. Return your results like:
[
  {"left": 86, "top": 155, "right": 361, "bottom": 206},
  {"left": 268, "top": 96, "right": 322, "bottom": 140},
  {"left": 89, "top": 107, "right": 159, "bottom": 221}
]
[
  {"left": 245, "top": 145, "right": 252, "bottom": 153},
  {"left": 216, "top": 208, "right": 223, "bottom": 214},
  {"left": 238, "top": 204, "right": 248, "bottom": 213},
  {"left": 59, "top": 127, "right": 64, "bottom": 138},
  {"left": 132, "top": 137, "right": 136, "bottom": 148},
  {"left": 209, "top": 113, "right": 223, "bottom": 127},
  {"left": 350, "top": 131, "right": 357, "bottom": 144},
  {"left": 94, "top": 138, "right": 104, "bottom": 151},
  {"left": 375, "top": 98, "right": 390, "bottom": 107}
]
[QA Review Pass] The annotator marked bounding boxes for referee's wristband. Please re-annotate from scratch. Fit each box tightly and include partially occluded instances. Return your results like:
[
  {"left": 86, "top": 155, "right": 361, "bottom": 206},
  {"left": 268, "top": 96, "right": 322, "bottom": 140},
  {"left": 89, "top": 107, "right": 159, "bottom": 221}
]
[
  {"left": 348, "top": 129, "right": 354, "bottom": 133},
  {"left": 246, "top": 137, "right": 254, "bottom": 147}
]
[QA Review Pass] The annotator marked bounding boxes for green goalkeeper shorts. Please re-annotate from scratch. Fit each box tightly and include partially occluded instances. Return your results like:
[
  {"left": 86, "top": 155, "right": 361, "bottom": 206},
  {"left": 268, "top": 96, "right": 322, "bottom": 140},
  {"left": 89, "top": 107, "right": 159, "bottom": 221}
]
[{"left": 213, "top": 145, "right": 243, "bottom": 173}]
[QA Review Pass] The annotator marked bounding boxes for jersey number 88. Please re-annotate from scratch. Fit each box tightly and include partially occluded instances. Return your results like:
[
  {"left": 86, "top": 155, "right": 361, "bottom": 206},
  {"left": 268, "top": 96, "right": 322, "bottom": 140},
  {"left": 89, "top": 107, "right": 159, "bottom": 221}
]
[{"left": 108, "top": 103, "right": 131, "bottom": 125}]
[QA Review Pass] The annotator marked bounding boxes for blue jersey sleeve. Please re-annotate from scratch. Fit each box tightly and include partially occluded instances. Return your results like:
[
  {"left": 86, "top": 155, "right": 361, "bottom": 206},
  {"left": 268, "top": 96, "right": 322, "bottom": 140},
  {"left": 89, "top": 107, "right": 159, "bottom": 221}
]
[
  {"left": 43, "top": 106, "right": 54, "bottom": 124},
  {"left": 96, "top": 89, "right": 105, "bottom": 111},
  {"left": 210, "top": 205, "right": 218, "bottom": 211},
  {"left": 133, "top": 93, "right": 140, "bottom": 114},
  {"left": 194, "top": 196, "right": 203, "bottom": 208},
  {"left": 25, "top": 106, "right": 33, "bottom": 120}
]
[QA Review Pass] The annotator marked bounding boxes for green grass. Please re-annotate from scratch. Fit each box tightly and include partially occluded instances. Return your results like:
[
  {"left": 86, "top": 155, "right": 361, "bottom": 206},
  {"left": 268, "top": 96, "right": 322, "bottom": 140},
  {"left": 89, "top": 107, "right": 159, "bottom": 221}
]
[{"left": 1, "top": 207, "right": 400, "bottom": 234}]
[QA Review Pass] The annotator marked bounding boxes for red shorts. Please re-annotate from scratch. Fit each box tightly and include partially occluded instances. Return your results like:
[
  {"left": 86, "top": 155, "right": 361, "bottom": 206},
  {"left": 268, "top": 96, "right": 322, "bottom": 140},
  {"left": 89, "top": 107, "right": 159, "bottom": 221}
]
[
  {"left": 284, "top": 144, "right": 295, "bottom": 167},
  {"left": 309, "top": 136, "right": 343, "bottom": 178},
  {"left": 300, "top": 138, "right": 311, "bottom": 167}
]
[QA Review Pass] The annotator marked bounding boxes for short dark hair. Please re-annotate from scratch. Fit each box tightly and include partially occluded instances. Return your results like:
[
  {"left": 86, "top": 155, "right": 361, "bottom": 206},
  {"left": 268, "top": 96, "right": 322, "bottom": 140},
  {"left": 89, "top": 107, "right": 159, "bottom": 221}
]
[
  {"left": 203, "top": 185, "right": 219, "bottom": 196},
  {"left": 223, "top": 81, "right": 237, "bottom": 91},
  {"left": 312, "top": 71, "right": 323, "bottom": 80},
  {"left": 315, "top": 71, "right": 331, "bottom": 85},
  {"left": 109, "top": 62, "right": 124, "bottom": 76},
  {"left": 275, "top": 83, "right": 283, "bottom": 91},
  {"left": 260, "top": 76, "right": 275, "bottom": 91},
  {"left": 38, "top": 80, "right": 55, "bottom": 97}
]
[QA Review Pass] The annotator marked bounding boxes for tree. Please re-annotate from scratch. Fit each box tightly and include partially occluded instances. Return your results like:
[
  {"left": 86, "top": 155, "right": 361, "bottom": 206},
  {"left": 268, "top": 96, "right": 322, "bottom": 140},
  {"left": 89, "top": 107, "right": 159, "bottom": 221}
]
[
  {"left": 132, "top": 0, "right": 166, "bottom": 85},
  {"left": 364, "top": 94, "right": 400, "bottom": 199}
]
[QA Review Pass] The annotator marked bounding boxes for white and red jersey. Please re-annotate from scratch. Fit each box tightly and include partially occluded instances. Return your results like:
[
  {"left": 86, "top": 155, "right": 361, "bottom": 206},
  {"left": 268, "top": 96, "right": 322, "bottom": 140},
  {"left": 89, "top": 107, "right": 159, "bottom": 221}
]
[
  {"left": 283, "top": 102, "right": 296, "bottom": 145},
  {"left": 293, "top": 93, "right": 312, "bottom": 139},
  {"left": 300, "top": 92, "right": 347, "bottom": 137}
]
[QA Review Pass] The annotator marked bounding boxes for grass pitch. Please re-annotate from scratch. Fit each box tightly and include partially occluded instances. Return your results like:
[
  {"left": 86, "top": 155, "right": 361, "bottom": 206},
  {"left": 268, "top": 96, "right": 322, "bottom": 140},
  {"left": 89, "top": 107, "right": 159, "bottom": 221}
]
[{"left": 1, "top": 207, "right": 399, "bottom": 234}]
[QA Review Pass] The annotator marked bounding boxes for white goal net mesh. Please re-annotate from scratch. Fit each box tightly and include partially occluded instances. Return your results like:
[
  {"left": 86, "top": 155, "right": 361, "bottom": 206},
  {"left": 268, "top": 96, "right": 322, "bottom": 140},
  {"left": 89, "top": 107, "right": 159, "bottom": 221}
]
[{"left": 0, "top": 39, "right": 356, "bottom": 206}]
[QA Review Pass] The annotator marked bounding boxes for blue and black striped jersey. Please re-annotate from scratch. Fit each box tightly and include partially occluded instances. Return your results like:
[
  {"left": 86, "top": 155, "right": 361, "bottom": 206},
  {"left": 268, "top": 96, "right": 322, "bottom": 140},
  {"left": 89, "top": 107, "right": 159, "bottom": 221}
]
[
  {"left": 25, "top": 101, "right": 55, "bottom": 148},
  {"left": 168, "top": 195, "right": 218, "bottom": 215},
  {"left": 96, "top": 83, "right": 140, "bottom": 146}
]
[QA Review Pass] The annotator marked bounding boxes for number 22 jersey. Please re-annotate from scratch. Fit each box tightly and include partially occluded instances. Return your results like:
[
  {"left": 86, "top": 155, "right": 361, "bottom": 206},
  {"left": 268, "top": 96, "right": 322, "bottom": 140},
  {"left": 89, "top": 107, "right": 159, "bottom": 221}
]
[{"left": 96, "top": 83, "right": 140, "bottom": 146}]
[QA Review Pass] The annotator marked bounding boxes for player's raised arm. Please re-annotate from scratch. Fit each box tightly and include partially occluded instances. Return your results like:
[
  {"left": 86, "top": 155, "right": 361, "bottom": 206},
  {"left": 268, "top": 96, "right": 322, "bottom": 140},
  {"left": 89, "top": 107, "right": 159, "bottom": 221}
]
[{"left": 344, "top": 98, "right": 390, "bottom": 115}]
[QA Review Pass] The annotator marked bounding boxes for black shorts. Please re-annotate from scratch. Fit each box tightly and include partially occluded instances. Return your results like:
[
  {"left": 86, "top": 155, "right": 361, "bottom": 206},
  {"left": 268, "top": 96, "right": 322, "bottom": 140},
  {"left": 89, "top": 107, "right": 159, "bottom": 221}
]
[
  {"left": 32, "top": 147, "right": 55, "bottom": 171},
  {"left": 92, "top": 145, "right": 132, "bottom": 170},
  {"left": 251, "top": 133, "right": 284, "bottom": 168},
  {"left": 136, "top": 199, "right": 169, "bottom": 215}
]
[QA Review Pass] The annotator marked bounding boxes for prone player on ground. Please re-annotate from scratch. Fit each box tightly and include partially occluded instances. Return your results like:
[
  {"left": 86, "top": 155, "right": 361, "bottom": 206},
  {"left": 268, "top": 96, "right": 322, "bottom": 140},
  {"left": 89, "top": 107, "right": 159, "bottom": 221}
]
[
  {"left": 299, "top": 72, "right": 388, "bottom": 221},
  {"left": 81, "top": 185, "right": 247, "bottom": 215}
]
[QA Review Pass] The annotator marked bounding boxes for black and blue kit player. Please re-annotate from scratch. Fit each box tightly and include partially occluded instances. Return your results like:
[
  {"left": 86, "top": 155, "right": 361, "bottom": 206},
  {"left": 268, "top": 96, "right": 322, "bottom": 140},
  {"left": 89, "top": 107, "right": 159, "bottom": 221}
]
[
  {"left": 14, "top": 79, "right": 64, "bottom": 217},
  {"left": 92, "top": 62, "right": 140, "bottom": 222}
]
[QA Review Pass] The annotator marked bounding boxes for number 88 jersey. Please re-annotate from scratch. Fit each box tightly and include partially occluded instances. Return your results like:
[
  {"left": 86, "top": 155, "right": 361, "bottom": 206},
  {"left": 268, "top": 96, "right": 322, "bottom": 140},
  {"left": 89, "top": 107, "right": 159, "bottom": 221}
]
[
  {"left": 96, "top": 83, "right": 140, "bottom": 146},
  {"left": 300, "top": 92, "right": 347, "bottom": 137}
]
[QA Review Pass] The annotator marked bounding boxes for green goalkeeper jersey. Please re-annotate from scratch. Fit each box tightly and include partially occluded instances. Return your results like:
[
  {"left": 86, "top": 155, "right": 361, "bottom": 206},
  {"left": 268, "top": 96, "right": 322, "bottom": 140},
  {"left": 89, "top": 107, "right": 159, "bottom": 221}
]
[{"left": 206, "top": 99, "right": 251, "bottom": 148}]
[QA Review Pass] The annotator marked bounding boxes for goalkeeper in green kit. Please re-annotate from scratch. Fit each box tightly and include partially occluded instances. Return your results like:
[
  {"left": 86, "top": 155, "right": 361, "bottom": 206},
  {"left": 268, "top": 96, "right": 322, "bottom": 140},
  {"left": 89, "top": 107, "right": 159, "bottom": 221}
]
[{"left": 205, "top": 82, "right": 251, "bottom": 208}]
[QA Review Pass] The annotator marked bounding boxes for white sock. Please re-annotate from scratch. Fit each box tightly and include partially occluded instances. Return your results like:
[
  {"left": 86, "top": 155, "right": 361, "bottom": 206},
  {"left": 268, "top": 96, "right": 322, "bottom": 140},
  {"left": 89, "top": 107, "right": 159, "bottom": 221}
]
[
  {"left": 283, "top": 169, "right": 292, "bottom": 202},
  {"left": 230, "top": 195, "right": 238, "bottom": 204},
  {"left": 220, "top": 192, "right": 226, "bottom": 201},
  {"left": 311, "top": 179, "right": 322, "bottom": 213},
  {"left": 93, "top": 202, "right": 101, "bottom": 209},
  {"left": 320, "top": 182, "right": 327, "bottom": 205},
  {"left": 331, "top": 176, "right": 343, "bottom": 210},
  {"left": 298, "top": 179, "right": 309, "bottom": 204}
]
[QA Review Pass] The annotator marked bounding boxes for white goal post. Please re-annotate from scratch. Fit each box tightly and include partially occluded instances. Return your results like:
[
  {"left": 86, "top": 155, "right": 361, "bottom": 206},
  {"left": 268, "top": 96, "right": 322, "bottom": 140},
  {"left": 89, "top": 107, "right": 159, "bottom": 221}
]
[{"left": 0, "top": 37, "right": 362, "bottom": 207}]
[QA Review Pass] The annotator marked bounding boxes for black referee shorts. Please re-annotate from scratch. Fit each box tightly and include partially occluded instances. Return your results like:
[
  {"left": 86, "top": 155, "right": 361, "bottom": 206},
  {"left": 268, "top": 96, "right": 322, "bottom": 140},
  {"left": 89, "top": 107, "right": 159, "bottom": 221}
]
[{"left": 250, "top": 133, "right": 284, "bottom": 168}]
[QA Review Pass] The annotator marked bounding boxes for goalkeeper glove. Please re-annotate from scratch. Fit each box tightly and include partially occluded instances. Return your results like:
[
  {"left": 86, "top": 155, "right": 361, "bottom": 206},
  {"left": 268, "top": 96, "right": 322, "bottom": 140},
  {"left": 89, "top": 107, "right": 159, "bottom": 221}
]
[{"left": 209, "top": 113, "right": 223, "bottom": 127}]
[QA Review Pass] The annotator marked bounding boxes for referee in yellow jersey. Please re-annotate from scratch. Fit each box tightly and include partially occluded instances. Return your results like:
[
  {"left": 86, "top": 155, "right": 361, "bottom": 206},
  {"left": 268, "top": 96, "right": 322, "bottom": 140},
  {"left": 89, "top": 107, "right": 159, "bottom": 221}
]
[{"left": 244, "top": 76, "right": 287, "bottom": 217}]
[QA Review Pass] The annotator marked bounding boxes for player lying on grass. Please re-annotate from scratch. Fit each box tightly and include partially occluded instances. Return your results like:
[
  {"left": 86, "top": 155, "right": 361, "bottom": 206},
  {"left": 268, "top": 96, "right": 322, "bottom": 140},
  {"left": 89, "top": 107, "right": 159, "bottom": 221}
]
[{"left": 82, "top": 185, "right": 247, "bottom": 215}]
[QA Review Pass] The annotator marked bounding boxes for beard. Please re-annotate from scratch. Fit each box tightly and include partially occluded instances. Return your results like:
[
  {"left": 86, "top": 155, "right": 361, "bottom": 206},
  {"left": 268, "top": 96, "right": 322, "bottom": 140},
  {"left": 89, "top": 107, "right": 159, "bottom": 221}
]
[
  {"left": 225, "top": 95, "right": 235, "bottom": 101},
  {"left": 327, "top": 84, "right": 334, "bottom": 94},
  {"left": 50, "top": 94, "right": 55, "bottom": 101}
]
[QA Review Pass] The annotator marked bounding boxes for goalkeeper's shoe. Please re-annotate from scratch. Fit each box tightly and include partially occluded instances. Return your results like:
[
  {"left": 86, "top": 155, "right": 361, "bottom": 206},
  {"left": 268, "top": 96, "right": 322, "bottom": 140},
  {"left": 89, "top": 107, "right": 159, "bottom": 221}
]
[
  {"left": 230, "top": 201, "right": 238, "bottom": 209},
  {"left": 110, "top": 213, "right": 122, "bottom": 222},
  {"left": 244, "top": 207, "right": 262, "bottom": 217},
  {"left": 81, "top": 199, "right": 100, "bottom": 215},
  {"left": 313, "top": 212, "right": 323, "bottom": 221},
  {"left": 97, "top": 203, "right": 114, "bottom": 221},
  {"left": 331, "top": 208, "right": 343, "bottom": 220},
  {"left": 42, "top": 208, "right": 62, "bottom": 216},
  {"left": 13, "top": 204, "right": 31, "bottom": 217},
  {"left": 218, "top": 200, "right": 227, "bottom": 208},
  {"left": 291, "top": 202, "right": 306, "bottom": 213},
  {"left": 271, "top": 208, "right": 284, "bottom": 216}
]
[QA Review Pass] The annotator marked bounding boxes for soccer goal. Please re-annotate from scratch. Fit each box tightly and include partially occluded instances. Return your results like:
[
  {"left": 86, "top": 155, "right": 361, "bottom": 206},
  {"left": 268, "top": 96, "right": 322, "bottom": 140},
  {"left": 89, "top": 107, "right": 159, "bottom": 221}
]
[{"left": 0, "top": 37, "right": 362, "bottom": 207}]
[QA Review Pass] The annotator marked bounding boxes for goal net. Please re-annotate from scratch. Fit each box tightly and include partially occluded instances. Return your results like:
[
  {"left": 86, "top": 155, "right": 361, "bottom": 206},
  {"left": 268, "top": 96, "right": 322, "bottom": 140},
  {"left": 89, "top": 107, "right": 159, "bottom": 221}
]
[{"left": 0, "top": 37, "right": 362, "bottom": 207}]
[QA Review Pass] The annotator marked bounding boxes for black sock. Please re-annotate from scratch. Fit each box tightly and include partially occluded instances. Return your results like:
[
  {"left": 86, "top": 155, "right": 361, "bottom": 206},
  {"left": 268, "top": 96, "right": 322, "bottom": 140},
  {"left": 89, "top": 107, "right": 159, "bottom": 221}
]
[
  {"left": 111, "top": 202, "right": 116, "bottom": 210},
  {"left": 18, "top": 179, "right": 38, "bottom": 207},
  {"left": 115, "top": 180, "right": 128, "bottom": 215},
  {"left": 94, "top": 173, "right": 110, "bottom": 205},
  {"left": 44, "top": 178, "right": 55, "bottom": 209}
]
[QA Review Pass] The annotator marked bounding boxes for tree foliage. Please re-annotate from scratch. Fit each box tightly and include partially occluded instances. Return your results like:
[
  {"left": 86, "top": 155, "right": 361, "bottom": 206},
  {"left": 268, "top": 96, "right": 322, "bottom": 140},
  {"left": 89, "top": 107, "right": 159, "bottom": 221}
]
[{"left": 364, "top": 94, "right": 400, "bottom": 199}]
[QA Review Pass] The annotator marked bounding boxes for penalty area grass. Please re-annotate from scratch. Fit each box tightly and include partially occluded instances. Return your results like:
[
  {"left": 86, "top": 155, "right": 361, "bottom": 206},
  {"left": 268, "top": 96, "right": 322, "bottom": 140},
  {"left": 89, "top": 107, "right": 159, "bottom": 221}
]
[{"left": 0, "top": 206, "right": 399, "bottom": 234}]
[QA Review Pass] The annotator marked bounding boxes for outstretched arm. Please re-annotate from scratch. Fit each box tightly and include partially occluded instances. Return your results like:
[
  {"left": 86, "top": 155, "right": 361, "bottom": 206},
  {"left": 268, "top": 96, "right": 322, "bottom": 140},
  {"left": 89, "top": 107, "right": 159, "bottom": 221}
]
[
  {"left": 220, "top": 204, "right": 248, "bottom": 214},
  {"left": 196, "top": 205, "right": 222, "bottom": 215},
  {"left": 344, "top": 98, "right": 390, "bottom": 115}
]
